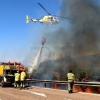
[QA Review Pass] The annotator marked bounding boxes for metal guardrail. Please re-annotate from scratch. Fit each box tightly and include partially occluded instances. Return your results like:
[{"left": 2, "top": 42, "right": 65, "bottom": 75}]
[{"left": 25, "top": 79, "right": 100, "bottom": 87}]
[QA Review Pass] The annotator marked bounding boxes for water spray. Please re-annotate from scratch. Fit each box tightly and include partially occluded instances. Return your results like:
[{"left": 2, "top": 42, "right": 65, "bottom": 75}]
[{"left": 29, "top": 37, "right": 46, "bottom": 78}]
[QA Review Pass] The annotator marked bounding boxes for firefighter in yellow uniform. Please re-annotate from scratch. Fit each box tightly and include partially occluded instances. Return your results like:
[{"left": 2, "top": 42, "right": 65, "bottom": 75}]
[
  {"left": 14, "top": 70, "right": 20, "bottom": 88},
  {"left": 67, "top": 70, "right": 75, "bottom": 93},
  {"left": 20, "top": 69, "right": 26, "bottom": 89}
]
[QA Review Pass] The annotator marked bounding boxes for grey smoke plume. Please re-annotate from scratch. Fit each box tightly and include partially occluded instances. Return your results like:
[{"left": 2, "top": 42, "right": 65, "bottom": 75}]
[
  {"left": 44, "top": 0, "right": 100, "bottom": 57},
  {"left": 60, "top": 0, "right": 100, "bottom": 56},
  {"left": 26, "top": 0, "right": 100, "bottom": 80},
  {"left": 41, "top": 0, "right": 100, "bottom": 79}
]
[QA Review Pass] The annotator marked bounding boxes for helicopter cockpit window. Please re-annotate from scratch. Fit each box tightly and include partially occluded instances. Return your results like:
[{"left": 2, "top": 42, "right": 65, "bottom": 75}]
[
  {"left": 48, "top": 17, "right": 51, "bottom": 19},
  {"left": 50, "top": 17, "right": 53, "bottom": 21}
]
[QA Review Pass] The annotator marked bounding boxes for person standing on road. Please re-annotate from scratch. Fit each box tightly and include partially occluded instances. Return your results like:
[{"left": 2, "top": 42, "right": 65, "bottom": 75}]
[
  {"left": 14, "top": 70, "right": 20, "bottom": 88},
  {"left": 20, "top": 69, "right": 26, "bottom": 89},
  {"left": 67, "top": 70, "right": 75, "bottom": 93}
]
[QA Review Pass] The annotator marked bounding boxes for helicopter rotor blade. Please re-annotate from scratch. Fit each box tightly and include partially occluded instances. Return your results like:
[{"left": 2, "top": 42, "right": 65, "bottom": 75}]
[
  {"left": 38, "top": 3, "right": 51, "bottom": 15},
  {"left": 53, "top": 15, "right": 71, "bottom": 19}
]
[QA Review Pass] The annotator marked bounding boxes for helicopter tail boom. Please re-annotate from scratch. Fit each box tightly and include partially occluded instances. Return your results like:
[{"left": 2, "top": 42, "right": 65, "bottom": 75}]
[{"left": 26, "top": 15, "right": 38, "bottom": 23}]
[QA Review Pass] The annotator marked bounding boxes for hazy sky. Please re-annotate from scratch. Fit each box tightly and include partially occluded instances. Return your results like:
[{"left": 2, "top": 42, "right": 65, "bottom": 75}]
[{"left": 0, "top": 0, "right": 62, "bottom": 63}]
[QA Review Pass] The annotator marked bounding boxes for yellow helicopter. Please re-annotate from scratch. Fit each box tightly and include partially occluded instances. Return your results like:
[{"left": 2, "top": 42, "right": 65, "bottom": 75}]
[{"left": 26, "top": 3, "right": 70, "bottom": 25}]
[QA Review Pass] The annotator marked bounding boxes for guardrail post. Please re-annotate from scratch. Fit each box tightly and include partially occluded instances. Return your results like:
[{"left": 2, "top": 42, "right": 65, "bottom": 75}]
[
  {"left": 44, "top": 83, "right": 46, "bottom": 87},
  {"left": 28, "top": 82, "right": 29, "bottom": 86}
]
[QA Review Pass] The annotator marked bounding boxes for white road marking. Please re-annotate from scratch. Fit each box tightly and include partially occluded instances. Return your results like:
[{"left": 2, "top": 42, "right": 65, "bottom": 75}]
[
  {"left": 22, "top": 90, "right": 46, "bottom": 97},
  {"left": 63, "top": 98, "right": 72, "bottom": 100}
]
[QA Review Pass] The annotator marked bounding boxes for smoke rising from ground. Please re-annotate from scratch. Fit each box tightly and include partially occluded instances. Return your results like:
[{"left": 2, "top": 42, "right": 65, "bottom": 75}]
[
  {"left": 44, "top": 0, "right": 100, "bottom": 56},
  {"left": 61, "top": 0, "right": 100, "bottom": 56},
  {"left": 27, "top": 0, "right": 100, "bottom": 80}
]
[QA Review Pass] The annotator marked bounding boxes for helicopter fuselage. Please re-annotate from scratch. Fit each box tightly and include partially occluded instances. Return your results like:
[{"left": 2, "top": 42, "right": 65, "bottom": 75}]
[
  {"left": 26, "top": 3, "right": 69, "bottom": 25},
  {"left": 39, "top": 15, "right": 59, "bottom": 24}
]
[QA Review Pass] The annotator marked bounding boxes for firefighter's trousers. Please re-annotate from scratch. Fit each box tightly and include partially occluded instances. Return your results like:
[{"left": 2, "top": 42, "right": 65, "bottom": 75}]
[
  {"left": 68, "top": 80, "right": 74, "bottom": 92},
  {"left": 14, "top": 81, "right": 20, "bottom": 88},
  {"left": 20, "top": 80, "right": 25, "bottom": 89}
]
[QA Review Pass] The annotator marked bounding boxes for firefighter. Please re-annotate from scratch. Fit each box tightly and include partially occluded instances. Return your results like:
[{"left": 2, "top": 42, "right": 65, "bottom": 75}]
[
  {"left": 14, "top": 70, "right": 20, "bottom": 88},
  {"left": 20, "top": 69, "right": 26, "bottom": 89},
  {"left": 67, "top": 70, "right": 75, "bottom": 93}
]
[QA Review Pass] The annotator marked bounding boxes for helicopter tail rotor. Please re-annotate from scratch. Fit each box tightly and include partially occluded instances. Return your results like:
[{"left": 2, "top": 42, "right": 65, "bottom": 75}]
[{"left": 26, "top": 15, "right": 29, "bottom": 23}]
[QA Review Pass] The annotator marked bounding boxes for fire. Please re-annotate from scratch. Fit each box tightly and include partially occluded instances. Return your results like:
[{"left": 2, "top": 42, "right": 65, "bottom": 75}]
[
  {"left": 53, "top": 84, "right": 59, "bottom": 89},
  {"left": 85, "top": 87, "right": 93, "bottom": 93},
  {"left": 73, "top": 86, "right": 94, "bottom": 93},
  {"left": 98, "top": 87, "right": 100, "bottom": 93},
  {"left": 73, "top": 86, "right": 85, "bottom": 92},
  {"left": 78, "top": 86, "right": 85, "bottom": 92},
  {"left": 73, "top": 86, "right": 79, "bottom": 92}
]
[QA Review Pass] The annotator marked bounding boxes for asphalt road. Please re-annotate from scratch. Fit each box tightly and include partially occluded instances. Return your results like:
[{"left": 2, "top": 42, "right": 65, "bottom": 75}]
[{"left": 0, "top": 86, "right": 100, "bottom": 100}]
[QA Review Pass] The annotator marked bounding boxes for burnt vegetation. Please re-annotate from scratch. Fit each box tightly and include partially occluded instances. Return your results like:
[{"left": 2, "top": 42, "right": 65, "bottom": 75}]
[{"left": 33, "top": 54, "right": 100, "bottom": 81}]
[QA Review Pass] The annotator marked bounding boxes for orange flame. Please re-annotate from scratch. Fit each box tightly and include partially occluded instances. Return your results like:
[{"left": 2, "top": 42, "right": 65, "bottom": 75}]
[
  {"left": 73, "top": 86, "right": 79, "bottom": 92},
  {"left": 73, "top": 86, "right": 100, "bottom": 94},
  {"left": 73, "top": 86, "right": 85, "bottom": 92},
  {"left": 78, "top": 86, "right": 85, "bottom": 92},
  {"left": 98, "top": 87, "right": 100, "bottom": 93},
  {"left": 85, "top": 87, "right": 93, "bottom": 93},
  {"left": 53, "top": 84, "right": 59, "bottom": 89}
]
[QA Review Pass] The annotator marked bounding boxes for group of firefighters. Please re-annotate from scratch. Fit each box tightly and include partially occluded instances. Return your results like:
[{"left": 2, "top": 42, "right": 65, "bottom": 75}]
[
  {"left": 14, "top": 67, "right": 75, "bottom": 92},
  {"left": 14, "top": 69, "right": 27, "bottom": 89}
]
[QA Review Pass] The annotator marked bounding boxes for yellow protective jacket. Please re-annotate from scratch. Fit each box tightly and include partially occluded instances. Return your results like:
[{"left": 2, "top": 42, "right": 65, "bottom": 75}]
[
  {"left": 67, "top": 73, "right": 75, "bottom": 80},
  {"left": 14, "top": 73, "right": 20, "bottom": 81},
  {"left": 20, "top": 71, "right": 26, "bottom": 81}
]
